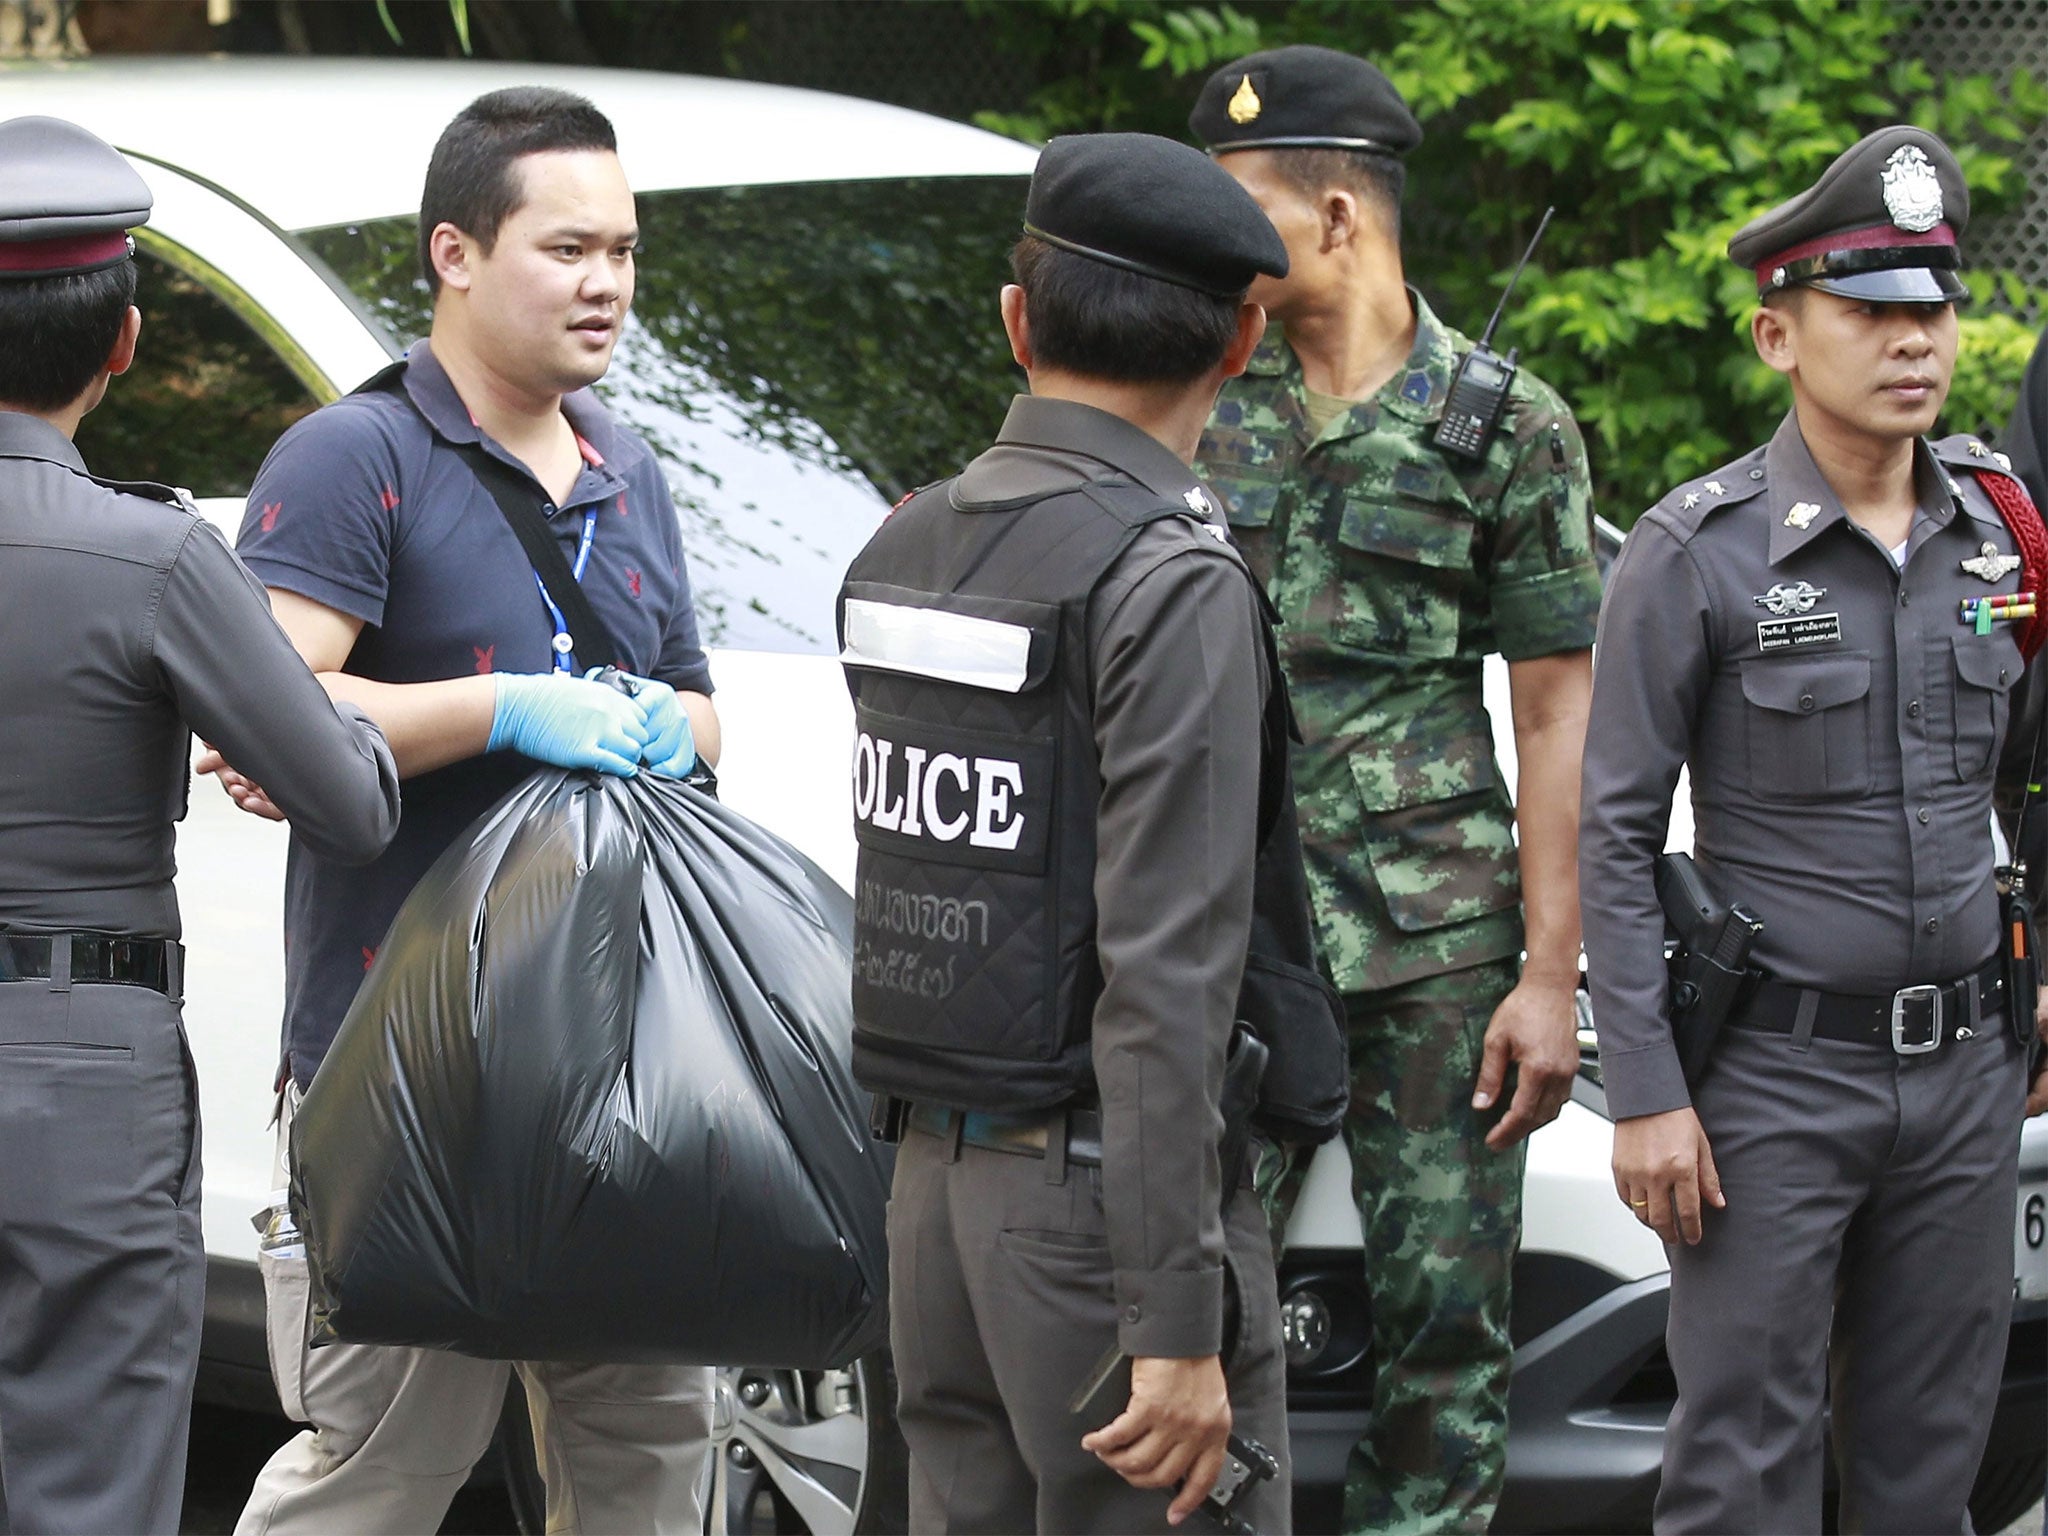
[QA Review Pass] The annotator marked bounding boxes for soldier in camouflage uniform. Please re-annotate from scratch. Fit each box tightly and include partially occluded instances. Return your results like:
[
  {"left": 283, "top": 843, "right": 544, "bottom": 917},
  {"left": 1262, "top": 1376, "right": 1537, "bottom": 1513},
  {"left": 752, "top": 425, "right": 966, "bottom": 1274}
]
[{"left": 1189, "top": 47, "right": 1604, "bottom": 1535}]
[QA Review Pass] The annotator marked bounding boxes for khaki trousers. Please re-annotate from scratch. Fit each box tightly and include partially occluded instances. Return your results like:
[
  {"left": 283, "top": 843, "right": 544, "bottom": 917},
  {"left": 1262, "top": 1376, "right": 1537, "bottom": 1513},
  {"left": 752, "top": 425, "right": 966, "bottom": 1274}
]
[
  {"left": 888, "top": 1123, "right": 1292, "bottom": 1535},
  {"left": 235, "top": 1091, "right": 714, "bottom": 1536}
]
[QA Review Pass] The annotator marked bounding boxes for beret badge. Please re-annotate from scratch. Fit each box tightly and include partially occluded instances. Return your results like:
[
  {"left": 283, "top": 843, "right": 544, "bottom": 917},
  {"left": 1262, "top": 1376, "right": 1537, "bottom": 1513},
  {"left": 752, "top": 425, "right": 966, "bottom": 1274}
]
[
  {"left": 1227, "top": 73, "right": 1263, "bottom": 124},
  {"left": 1881, "top": 145, "right": 1944, "bottom": 234}
]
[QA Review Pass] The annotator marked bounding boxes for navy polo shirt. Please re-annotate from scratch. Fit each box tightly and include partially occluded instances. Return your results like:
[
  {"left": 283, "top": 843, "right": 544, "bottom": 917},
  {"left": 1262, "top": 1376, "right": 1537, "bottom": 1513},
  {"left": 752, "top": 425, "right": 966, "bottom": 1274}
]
[{"left": 237, "top": 340, "right": 714, "bottom": 1086}]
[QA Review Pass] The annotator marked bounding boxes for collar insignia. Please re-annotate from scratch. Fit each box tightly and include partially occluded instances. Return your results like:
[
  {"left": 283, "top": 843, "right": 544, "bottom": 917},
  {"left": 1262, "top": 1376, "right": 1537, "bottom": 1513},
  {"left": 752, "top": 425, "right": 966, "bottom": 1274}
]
[
  {"left": 1961, "top": 542, "right": 2023, "bottom": 581},
  {"left": 1183, "top": 486, "right": 1211, "bottom": 515},
  {"left": 1785, "top": 501, "right": 1822, "bottom": 529},
  {"left": 1228, "top": 74, "right": 1262, "bottom": 124},
  {"left": 1754, "top": 580, "right": 1827, "bottom": 617},
  {"left": 1996, "top": 450, "right": 2014, "bottom": 471},
  {"left": 1881, "top": 144, "right": 1944, "bottom": 233}
]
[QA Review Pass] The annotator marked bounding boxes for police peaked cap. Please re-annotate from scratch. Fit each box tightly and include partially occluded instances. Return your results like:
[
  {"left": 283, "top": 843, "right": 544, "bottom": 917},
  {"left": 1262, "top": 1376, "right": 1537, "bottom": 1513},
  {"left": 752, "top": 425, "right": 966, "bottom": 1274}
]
[
  {"left": 1023, "top": 132, "right": 1288, "bottom": 298},
  {"left": 1728, "top": 125, "right": 1970, "bottom": 304},
  {"left": 0, "top": 116, "right": 152, "bottom": 281},
  {"left": 1190, "top": 45, "right": 1423, "bottom": 159}
]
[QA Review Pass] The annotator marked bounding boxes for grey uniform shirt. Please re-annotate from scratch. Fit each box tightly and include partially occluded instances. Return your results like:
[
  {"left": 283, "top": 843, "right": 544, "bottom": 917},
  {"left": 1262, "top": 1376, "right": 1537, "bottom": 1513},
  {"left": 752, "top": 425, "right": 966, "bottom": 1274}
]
[
  {"left": 966, "top": 398, "right": 1271, "bottom": 1358},
  {"left": 1582, "top": 413, "right": 2040, "bottom": 1119},
  {"left": 0, "top": 411, "right": 399, "bottom": 939}
]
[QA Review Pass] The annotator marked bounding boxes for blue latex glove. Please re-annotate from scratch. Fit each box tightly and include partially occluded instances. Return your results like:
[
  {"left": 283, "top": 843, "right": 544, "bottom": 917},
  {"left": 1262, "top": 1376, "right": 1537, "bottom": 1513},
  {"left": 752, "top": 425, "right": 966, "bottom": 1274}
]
[
  {"left": 488, "top": 672, "right": 650, "bottom": 776},
  {"left": 610, "top": 671, "right": 697, "bottom": 778}
]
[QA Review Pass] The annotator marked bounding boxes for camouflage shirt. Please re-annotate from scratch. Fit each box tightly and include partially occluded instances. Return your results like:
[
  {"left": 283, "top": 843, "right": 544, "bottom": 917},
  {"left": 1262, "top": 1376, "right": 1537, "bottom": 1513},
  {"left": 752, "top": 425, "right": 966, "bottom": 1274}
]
[{"left": 1197, "top": 291, "right": 1602, "bottom": 995}]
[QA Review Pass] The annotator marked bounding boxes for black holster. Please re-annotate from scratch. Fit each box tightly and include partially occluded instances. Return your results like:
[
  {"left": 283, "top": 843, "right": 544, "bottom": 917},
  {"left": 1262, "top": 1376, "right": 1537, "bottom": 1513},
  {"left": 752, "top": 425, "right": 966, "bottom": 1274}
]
[{"left": 1217, "top": 1025, "right": 1270, "bottom": 1209}]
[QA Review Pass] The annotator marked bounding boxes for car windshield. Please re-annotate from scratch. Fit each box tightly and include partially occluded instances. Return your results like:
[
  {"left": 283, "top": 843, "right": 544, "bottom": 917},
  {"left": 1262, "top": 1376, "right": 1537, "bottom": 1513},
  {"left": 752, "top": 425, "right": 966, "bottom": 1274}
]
[{"left": 300, "top": 176, "right": 1026, "bottom": 655}]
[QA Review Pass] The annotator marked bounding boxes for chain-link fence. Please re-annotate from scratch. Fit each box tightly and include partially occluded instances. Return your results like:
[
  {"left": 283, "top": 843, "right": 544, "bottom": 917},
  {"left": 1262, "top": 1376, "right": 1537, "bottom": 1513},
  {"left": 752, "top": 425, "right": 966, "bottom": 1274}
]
[{"left": 1909, "top": 0, "right": 2048, "bottom": 319}]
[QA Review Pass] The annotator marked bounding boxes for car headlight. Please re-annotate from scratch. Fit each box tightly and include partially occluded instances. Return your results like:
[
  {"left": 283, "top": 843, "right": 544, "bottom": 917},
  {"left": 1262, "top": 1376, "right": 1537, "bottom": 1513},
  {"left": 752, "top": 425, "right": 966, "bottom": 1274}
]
[{"left": 1280, "top": 1288, "right": 1332, "bottom": 1369}]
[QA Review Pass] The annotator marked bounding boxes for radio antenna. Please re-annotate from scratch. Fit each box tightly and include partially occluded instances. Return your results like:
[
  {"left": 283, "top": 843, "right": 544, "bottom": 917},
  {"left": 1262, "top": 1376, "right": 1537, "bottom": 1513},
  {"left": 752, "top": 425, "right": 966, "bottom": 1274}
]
[{"left": 1476, "top": 206, "right": 1555, "bottom": 353}]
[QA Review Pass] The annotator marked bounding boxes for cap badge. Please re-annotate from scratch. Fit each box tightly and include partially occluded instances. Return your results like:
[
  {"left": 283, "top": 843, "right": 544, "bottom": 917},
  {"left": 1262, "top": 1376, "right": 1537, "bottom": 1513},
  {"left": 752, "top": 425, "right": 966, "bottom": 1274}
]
[
  {"left": 1881, "top": 144, "right": 1943, "bottom": 234},
  {"left": 1754, "top": 581, "right": 1827, "bottom": 617},
  {"left": 1961, "top": 542, "right": 2023, "bottom": 582},
  {"left": 1785, "top": 501, "right": 1822, "bottom": 529},
  {"left": 1228, "top": 74, "right": 1263, "bottom": 125}
]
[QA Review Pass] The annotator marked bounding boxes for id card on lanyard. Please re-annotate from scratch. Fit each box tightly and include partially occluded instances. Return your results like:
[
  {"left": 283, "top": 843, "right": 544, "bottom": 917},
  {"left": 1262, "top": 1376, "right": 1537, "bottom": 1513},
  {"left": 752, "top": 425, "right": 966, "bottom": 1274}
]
[{"left": 535, "top": 510, "right": 600, "bottom": 672}]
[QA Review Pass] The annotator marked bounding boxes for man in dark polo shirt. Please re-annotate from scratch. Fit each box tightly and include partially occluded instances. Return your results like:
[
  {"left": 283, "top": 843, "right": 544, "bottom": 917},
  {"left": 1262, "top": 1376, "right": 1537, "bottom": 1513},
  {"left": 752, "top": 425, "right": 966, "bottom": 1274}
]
[{"left": 213, "top": 88, "right": 720, "bottom": 1536}]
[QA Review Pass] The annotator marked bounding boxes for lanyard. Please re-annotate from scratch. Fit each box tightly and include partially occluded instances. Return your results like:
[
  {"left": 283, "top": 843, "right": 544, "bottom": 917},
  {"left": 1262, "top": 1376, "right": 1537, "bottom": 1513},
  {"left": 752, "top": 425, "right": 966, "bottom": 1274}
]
[{"left": 535, "top": 509, "right": 600, "bottom": 673}]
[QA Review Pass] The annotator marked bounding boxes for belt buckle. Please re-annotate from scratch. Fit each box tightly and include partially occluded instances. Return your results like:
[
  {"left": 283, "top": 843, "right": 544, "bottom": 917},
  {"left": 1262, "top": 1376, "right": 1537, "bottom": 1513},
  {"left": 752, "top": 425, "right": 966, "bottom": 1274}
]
[{"left": 1890, "top": 983, "right": 1943, "bottom": 1055}]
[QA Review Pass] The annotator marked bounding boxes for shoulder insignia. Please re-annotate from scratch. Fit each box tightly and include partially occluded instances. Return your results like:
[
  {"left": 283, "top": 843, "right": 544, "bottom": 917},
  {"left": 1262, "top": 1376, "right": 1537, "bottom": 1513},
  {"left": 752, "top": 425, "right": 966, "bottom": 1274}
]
[{"left": 1704, "top": 480, "right": 1726, "bottom": 496}]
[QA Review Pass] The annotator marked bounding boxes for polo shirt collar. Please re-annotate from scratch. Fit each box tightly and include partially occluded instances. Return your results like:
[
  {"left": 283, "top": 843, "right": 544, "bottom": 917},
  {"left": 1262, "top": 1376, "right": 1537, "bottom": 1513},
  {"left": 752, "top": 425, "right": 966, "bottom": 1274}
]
[
  {"left": 400, "top": 339, "right": 625, "bottom": 481},
  {"left": 1766, "top": 411, "right": 1952, "bottom": 565},
  {"left": 0, "top": 409, "right": 89, "bottom": 476},
  {"left": 991, "top": 394, "right": 1213, "bottom": 510}
]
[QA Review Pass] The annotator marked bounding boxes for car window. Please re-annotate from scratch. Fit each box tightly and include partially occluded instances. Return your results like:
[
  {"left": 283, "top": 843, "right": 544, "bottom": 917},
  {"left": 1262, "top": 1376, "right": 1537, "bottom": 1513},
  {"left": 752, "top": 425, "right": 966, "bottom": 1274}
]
[
  {"left": 73, "top": 250, "right": 322, "bottom": 499},
  {"left": 300, "top": 176, "right": 1027, "bottom": 654}
]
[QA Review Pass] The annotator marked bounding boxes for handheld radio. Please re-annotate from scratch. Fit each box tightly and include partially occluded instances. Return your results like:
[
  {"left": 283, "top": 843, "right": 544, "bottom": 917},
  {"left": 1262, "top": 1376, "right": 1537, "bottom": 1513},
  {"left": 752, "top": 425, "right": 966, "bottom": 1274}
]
[{"left": 1432, "top": 207, "right": 1555, "bottom": 461}]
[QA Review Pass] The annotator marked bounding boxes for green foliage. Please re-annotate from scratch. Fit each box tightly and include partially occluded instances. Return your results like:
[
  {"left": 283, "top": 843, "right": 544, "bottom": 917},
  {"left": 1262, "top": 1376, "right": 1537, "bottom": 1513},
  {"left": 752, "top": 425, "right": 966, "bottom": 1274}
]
[{"left": 978, "top": 0, "right": 2048, "bottom": 523}]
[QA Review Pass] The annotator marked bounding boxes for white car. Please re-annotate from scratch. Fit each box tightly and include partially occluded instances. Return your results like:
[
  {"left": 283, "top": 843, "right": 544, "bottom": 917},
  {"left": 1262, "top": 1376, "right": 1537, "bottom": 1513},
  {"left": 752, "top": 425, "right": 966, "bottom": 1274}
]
[{"left": 4, "top": 56, "right": 2040, "bottom": 1536}]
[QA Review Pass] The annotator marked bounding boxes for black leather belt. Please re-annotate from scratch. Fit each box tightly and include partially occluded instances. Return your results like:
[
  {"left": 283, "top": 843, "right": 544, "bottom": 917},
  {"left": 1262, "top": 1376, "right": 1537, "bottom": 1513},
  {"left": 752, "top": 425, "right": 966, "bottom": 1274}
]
[
  {"left": 906, "top": 1102, "right": 1105, "bottom": 1166},
  {"left": 0, "top": 934, "right": 181, "bottom": 997},
  {"left": 1736, "top": 956, "right": 2003, "bottom": 1052}
]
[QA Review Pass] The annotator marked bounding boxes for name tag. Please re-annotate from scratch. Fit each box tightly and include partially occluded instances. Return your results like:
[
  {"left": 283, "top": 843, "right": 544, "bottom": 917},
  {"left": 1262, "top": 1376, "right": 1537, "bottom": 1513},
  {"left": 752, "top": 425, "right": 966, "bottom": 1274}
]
[{"left": 1757, "top": 613, "right": 1842, "bottom": 651}]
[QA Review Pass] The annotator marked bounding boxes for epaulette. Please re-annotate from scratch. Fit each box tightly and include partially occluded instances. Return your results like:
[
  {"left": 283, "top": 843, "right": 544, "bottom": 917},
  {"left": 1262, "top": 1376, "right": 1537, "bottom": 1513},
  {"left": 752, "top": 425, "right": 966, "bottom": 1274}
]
[
  {"left": 1930, "top": 431, "right": 2019, "bottom": 480},
  {"left": 86, "top": 471, "right": 198, "bottom": 516},
  {"left": 1649, "top": 449, "right": 1768, "bottom": 537}
]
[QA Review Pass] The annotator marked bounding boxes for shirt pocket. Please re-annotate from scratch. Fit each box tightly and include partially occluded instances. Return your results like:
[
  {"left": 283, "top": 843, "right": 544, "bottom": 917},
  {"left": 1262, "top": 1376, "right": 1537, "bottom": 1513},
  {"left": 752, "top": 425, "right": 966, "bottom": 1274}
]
[
  {"left": 1951, "top": 632, "right": 2019, "bottom": 781},
  {"left": 1352, "top": 751, "right": 1520, "bottom": 933},
  {"left": 1740, "top": 652, "right": 1873, "bottom": 802},
  {"left": 1330, "top": 490, "right": 1473, "bottom": 661}
]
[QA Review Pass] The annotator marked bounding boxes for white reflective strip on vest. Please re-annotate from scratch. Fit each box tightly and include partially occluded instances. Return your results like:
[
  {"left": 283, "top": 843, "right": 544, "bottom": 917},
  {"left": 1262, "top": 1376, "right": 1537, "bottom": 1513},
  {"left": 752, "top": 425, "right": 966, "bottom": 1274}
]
[{"left": 841, "top": 598, "right": 1033, "bottom": 693}]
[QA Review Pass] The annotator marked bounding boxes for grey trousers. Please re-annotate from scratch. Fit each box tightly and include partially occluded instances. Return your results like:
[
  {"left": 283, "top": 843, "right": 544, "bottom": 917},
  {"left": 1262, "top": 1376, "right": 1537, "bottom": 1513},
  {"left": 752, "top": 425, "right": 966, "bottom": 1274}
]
[
  {"left": 0, "top": 981, "right": 202, "bottom": 1536},
  {"left": 1656, "top": 1020, "right": 2026, "bottom": 1535},
  {"left": 889, "top": 1124, "right": 1292, "bottom": 1535},
  {"left": 237, "top": 1089, "right": 714, "bottom": 1536}
]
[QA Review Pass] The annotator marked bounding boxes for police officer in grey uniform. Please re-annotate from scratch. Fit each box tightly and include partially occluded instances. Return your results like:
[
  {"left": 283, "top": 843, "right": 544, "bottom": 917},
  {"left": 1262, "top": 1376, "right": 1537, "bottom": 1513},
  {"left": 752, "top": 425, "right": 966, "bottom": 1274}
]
[
  {"left": 1581, "top": 125, "right": 2045, "bottom": 1534},
  {"left": 840, "top": 134, "right": 1295, "bottom": 1533},
  {"left": 0, "top": 117, "right": 400, "bottom": 1536}
]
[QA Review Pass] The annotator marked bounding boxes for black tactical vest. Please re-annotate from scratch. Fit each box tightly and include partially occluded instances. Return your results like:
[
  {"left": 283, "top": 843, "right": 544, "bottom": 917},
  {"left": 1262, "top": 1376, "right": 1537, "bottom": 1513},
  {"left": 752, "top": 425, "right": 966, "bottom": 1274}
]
[{"left": 839, "top": 450, "right": 1348, "bottom": 1135}]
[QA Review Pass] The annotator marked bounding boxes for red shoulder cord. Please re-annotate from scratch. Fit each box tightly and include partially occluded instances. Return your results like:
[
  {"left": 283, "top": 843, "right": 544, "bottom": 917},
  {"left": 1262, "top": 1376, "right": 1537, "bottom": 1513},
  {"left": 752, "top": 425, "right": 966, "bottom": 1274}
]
[{"left": 1975, "top": 467, "right": 2048, "bottom": 662}]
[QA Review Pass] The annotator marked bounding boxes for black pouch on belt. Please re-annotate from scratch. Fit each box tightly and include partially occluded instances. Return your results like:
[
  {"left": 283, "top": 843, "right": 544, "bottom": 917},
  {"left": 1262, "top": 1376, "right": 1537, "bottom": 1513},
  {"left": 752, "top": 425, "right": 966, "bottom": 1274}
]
[{"left": 2002, "top": 883, "right": 2039, "bottom": 1051}]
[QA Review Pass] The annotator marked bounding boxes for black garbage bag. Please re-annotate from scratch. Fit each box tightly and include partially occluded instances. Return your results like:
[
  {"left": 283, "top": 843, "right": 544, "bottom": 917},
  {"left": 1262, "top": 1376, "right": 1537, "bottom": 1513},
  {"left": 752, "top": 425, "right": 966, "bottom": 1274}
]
[{"left": 291, "top": 768, "right": 888, "bottom": 1368}]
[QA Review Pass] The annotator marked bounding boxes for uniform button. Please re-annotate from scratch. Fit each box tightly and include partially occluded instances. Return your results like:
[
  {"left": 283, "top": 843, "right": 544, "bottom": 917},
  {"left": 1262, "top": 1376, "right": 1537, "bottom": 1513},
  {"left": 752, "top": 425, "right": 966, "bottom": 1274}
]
[
  {"left": 1750, "top": 469, "right": 1764, "bottom": 480},
  {"left": 1925, "top": 918, "right": 1940, "bottom": 934},
  {"left": 1799, "top": 693, "right": 1816, "bottom": 711},
  {"left": 2001, "top": 667, "right": 2010, "bottom": 684},
  {"left": 1917, "top": 807, "right": 1931, "bottom": 824},
  {"left": 1122, "top": 1305, "right": 1141, "bottom": 1324},
  {"left": 1907, "top": 699, "right": 1922, "bottom": 718}
]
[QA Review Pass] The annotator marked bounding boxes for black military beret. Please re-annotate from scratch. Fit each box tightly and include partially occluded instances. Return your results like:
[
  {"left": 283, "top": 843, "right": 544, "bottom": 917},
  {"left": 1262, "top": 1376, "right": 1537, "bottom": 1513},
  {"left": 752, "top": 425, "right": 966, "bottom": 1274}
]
[
  {"left": 0, "top": 116, "right": 152, "bottom": 281},
  {"left": 1728, "top": 125, "right": 1969, "bottom": 304},
  {"left": 1189, "top": 45, "right": 1422, "bottom": 159},
  {"left": 1023, "top": 132, "right": 1288, "bottom": 298}
]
